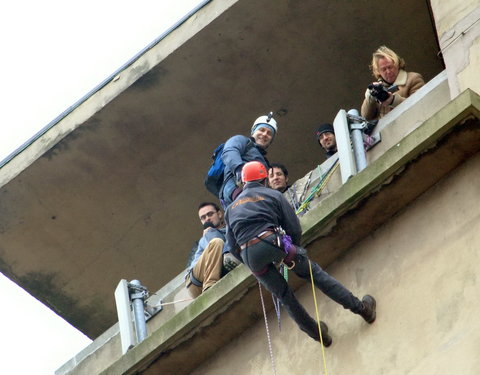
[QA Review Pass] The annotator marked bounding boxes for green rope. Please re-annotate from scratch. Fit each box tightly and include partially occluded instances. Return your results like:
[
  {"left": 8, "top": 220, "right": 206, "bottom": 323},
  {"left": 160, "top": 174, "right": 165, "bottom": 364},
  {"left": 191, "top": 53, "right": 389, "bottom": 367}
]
[
  {"left": 296, "top": 159, "right": 339, "bottom": 215},
  {"left": 283, "top": 264, "right": 288, "bottom": 282}
]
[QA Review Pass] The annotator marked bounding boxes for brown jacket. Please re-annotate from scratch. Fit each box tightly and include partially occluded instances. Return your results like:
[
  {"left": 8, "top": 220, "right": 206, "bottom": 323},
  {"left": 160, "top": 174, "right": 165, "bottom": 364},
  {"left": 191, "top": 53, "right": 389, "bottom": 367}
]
[{"left": 361, "top": 70, "right": 425, "bottom": 121}]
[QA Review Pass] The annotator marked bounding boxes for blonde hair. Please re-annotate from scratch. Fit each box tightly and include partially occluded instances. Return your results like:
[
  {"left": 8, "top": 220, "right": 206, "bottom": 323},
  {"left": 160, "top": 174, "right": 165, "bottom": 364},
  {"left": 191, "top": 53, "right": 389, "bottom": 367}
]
[{"left": 370, "top": 45, "right": 406, "bottom": 79}]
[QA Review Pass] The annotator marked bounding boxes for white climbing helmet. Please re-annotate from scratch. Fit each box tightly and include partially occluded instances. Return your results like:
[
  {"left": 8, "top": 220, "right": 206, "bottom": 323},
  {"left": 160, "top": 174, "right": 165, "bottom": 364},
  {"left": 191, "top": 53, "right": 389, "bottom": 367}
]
[{"left": 251, "top": 112, "right": 278, "bottom": 136}]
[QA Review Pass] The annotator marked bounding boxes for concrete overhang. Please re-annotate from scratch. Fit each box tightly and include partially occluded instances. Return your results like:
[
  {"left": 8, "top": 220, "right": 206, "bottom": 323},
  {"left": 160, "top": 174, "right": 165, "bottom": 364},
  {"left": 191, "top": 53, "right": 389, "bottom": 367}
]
[
  {"left": 0, "top": 0, "right": 444, "bottom": 338},
  {"left": 90, "top": 90, "right": 480, "bottom": 374}
]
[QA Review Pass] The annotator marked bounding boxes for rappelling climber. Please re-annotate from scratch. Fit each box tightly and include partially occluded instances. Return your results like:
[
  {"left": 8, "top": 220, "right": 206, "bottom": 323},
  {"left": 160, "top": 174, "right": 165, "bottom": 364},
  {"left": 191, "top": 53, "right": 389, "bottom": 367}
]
[{"left": 224, "top": 161, "right": 377, "bottom": 346}]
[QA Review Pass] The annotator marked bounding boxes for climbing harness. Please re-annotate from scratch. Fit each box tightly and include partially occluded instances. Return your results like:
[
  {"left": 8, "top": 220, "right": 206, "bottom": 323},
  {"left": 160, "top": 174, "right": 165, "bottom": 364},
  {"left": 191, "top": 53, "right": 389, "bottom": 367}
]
[
  {"left": 308, "top": 259, "right": 329, "bottom": 375},
  {"left": 278, "top": 230, "right": 296, "bottom": 269},
  {"left": 259, "top": 282, "right": 278, "bottom": 375},
  {"left": 185, "top": 269, "right": 203, "bottom": 288},
  {"left": 296, "top": 159, "right": 340, "bottom": 216}
]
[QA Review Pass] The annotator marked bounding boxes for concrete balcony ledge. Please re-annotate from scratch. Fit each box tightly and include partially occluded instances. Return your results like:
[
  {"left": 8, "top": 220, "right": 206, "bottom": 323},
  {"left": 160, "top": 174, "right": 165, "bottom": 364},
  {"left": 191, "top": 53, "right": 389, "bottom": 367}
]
[
  {"left": 288, "top": 70, "right": 451, "bottom": 217},
  {"left": 302, "top": 89, "right": 480, "bottom": 259},
  {"left": 60, "top": 88, "right": 480, "bottom": 374}
]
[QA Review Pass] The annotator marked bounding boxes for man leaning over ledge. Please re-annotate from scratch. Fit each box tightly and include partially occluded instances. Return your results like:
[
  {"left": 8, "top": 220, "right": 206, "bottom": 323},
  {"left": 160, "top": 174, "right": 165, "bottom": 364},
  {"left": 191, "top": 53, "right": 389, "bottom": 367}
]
[{"left": 361, "top": 45, "right": 425, "bottom": 121}]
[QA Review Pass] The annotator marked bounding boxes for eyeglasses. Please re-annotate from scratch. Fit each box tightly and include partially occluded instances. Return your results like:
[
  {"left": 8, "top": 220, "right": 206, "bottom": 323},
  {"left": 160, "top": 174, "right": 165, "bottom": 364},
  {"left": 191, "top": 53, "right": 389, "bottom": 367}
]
[{"left": 199, "top": 211, "right": 217, "bottom": 221}]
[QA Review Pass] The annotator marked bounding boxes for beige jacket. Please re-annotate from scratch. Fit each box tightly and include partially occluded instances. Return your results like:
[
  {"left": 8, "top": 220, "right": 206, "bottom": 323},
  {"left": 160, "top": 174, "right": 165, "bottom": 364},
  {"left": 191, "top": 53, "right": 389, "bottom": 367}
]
[{"left": 361, "top": 70, "right": 425, "bottom": 120}]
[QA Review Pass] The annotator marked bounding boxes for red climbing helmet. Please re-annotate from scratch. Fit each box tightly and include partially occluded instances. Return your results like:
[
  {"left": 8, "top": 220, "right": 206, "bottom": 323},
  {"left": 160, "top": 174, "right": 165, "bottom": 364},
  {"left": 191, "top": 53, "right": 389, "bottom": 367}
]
[{"left": 241, "top": 161, "right": 268, "bottom": 183}]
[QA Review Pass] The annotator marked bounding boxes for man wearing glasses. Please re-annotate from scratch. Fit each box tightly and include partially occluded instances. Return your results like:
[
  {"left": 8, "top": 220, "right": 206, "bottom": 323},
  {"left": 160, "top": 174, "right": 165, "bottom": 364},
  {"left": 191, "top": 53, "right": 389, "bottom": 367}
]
[{"left": 185, "top": 202, "right": 240, "bottom": 297}]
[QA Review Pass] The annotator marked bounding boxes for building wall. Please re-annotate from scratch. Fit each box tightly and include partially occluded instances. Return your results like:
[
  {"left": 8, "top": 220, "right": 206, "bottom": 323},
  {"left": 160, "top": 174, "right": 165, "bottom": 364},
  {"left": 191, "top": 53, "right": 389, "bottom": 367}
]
[
  {"left": 431, "top": 1, "right": 480, "bottom": 97},
  {"left": 191, "top": 151, "right": 480, "bottom": 374},
  {"left": 56, "top": 1, "right": 480, "bottom": 373}
]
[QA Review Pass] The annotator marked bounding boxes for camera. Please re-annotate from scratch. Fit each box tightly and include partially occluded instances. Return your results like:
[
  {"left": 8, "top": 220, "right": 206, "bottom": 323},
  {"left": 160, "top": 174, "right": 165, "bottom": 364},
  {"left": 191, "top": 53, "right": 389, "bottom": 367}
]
[{"left": 368, "top": 83, "right": 399, "bottom": 103}]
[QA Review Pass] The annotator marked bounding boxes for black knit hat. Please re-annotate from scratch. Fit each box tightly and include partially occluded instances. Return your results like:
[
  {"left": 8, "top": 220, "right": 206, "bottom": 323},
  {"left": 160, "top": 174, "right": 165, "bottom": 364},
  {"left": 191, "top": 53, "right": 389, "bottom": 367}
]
[{"left": 315, "top": 123, "right": 334, "bottom": 139}]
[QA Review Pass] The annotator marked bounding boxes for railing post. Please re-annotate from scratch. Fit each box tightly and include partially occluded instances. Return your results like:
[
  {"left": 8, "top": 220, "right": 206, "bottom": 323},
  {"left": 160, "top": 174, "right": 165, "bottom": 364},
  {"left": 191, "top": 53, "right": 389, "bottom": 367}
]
[
  {"left": 334, "top": 109, "right": 357, "bottom": 183},
  {"left": 348, "top": 109, "right": 368, "bottom": 172},
  {"left": 129, "top": 279, "right": 148, "bottom": 343},
  {"left": 114, "top": 279, "right": 150, "bottom": 354}
]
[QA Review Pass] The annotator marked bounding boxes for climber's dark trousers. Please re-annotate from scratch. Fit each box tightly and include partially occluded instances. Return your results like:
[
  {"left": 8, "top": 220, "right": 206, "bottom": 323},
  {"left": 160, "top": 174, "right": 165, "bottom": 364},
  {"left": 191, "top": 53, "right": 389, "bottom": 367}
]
[{"left": 240, "top": 234, "right": 363, "bottom": 340}]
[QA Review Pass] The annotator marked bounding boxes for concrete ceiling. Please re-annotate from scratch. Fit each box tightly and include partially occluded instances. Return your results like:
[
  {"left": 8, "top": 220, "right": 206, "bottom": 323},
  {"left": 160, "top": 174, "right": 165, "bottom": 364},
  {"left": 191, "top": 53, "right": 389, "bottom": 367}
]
[{"left": 0, "top": 0, "right": 444, "bottom": 338}]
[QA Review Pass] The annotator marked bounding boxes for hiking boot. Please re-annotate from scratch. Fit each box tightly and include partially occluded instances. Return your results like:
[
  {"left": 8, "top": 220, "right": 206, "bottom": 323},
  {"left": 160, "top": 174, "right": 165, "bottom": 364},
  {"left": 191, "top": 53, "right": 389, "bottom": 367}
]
[
  {"left": 359, "top": 295, "right": 376, "bottom": 324},
  {"left": 320, "top": 321, "right": 332, "bottom": 347},
  {"left": 223, "top": 252, "right": 241, "bottom": 272}
]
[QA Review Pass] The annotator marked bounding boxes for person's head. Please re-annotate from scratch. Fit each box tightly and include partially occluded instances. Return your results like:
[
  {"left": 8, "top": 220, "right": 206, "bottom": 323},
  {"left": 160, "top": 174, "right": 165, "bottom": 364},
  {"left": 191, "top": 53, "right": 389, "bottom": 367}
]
[
  {"left": 370, "top": 45, "right": 406, "bottom": 84},
  {"left": 198, "top": 202, "right": 223, "bottom": 228},
  {"left": 268, "top": 163, "right": 289, "bottom": 192},
  {"left": 241, "top": 161, "right": 268, "bottom": 185},
  {"left": 251, "top": 113, "right": 278, "bottom": 150},
  {"left": 315, "top": 123, "right": 337, "bottom": 154}
]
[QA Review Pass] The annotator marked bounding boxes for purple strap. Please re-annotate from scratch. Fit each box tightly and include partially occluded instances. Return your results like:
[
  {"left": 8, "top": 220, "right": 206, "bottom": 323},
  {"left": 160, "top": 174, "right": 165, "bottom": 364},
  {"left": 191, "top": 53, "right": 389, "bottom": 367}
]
[{"left": 281, "top": 234, "right": 297, "bottom": 266}]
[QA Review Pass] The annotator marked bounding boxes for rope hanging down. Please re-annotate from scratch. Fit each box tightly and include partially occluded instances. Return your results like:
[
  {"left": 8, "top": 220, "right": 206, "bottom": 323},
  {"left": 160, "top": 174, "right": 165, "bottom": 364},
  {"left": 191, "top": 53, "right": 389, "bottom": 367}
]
[
  {"left": 259, "top": 282, "right": 278, "bottom": 375},
  {"left": 309, "top": 259, "right": 329, "bottom": 375}
]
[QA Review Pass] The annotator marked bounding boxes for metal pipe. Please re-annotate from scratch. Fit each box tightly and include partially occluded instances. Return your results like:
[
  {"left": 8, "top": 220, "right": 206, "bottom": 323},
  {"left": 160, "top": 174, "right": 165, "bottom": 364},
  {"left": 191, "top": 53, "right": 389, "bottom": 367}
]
[
  {"left": 130, "top": 279, "right": 148, "bottom": 343},
  {"left": 347, "top": 109, "right": 367, "bottom": 172}
]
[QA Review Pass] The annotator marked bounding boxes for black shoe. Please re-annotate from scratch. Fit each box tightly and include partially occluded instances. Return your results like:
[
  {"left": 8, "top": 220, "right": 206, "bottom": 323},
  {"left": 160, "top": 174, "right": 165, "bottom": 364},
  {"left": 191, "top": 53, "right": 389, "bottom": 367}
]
[
  {"left": 319, "top": 321, "right": 332, "bottom": 347},
  {"left": 359, "top": 295, "right": 376, "bottom": 324}
]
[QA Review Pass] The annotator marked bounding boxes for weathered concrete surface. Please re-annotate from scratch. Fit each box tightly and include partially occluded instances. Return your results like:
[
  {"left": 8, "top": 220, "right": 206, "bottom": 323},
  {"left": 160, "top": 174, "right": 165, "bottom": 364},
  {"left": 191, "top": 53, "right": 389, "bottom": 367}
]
[
  {"left": 79, "top": 90, "right": 480, "bottom": 375},
  {"left": 193, "top": 132, "right": 480, "bottom": 375},
  {"left": 57, "top": 75, "right": 452, "bottom": 373},
  {"left": 0, "top": 0, "right": 444, "bottom": 338},
  {"left": 432, "top": 2, "right": 480, "bottom": 97}
]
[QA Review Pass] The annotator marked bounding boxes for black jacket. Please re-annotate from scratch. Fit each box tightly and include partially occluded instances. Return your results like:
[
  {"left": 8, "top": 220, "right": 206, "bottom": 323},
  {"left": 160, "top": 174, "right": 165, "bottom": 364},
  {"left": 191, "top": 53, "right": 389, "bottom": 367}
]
[{"left": 225, "top": 182, "right": 302, "bottom": 252}]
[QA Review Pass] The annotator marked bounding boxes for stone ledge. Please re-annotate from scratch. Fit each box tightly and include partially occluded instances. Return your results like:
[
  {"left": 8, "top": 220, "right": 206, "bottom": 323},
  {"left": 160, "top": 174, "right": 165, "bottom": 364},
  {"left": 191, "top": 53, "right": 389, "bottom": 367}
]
[{"left": 87, "top": 89, "right": 479, "bottom": 375}]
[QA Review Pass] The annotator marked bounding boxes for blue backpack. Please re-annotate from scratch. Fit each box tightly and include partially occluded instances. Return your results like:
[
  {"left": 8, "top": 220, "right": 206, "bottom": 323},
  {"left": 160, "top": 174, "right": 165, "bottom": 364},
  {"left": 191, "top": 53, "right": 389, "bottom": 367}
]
[
  {"left": 204, "top": 140, "right": 254, "bottom": 197},
  {"left": 204, "top": 143, "right": 226, "bottom": 197}
]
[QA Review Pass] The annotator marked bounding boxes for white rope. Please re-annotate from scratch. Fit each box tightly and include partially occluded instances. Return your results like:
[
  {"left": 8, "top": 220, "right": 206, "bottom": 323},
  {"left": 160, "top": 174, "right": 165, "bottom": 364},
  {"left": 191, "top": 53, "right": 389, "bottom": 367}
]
[
  {"left": 150, "top": 298, "right": 194, "bottom": 308},
  {"left": 259, "top": 282, "right": 278, "bottom": 375}
]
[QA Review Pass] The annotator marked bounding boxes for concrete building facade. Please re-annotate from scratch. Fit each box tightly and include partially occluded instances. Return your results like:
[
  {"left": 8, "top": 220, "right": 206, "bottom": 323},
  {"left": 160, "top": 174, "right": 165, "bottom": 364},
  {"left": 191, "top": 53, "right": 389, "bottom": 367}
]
[{"left": 0, "top": 0, "right": 479, "bottom": 374}]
